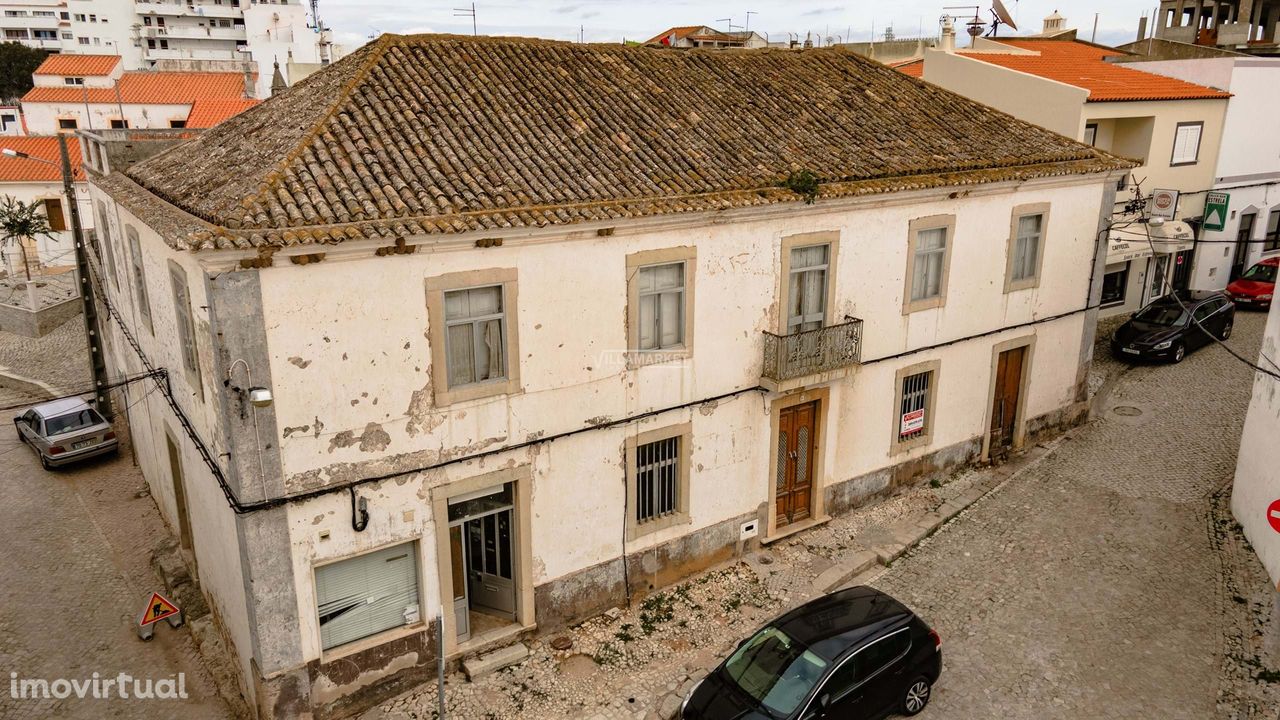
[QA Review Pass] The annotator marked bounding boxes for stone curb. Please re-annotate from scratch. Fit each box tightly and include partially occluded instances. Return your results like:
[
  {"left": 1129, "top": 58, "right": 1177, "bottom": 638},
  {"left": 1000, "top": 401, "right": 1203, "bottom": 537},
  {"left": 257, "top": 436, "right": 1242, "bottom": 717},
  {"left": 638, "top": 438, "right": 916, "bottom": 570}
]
[{"left": 0, "top": 364, "right": 61, "bottom": 400}]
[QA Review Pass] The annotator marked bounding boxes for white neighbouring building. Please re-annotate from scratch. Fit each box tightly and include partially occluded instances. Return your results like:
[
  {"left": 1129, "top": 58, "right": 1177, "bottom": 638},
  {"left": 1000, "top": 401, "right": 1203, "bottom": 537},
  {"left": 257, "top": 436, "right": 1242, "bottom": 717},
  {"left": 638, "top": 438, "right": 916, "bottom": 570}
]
[
  {"left": 1111, "top": 53, "right": 1280, "bottom": 288},
  {"left": 0, "top": 0, "right": 340, "bottom": 98},
  {"left": 85, "top": 34, "right": 1131, "bottom": 719},
  {"left": 20, "top": 53, "right": 258, "bottom": 134},
  {"left": 1231, "top": 301, "right": 1280, "bottom": 654},
  {"left": 0, "top": 134, "right": 88, "bottom": 268}
]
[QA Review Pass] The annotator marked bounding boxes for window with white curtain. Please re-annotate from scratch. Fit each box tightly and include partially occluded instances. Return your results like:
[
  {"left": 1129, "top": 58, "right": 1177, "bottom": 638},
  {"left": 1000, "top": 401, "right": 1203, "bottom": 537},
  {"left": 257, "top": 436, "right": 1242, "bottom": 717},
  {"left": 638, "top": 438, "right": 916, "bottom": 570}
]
[
  {"left": 637, "top": 262, "right": 685, "bottom": 350},
  {"left": 1011, "top": 214, "right": 1043, "bottom": 283},
  {"left": 788, "top": 244, "right": 829, "bottom": 333},
  {"left": 910, "top": 228, "right": 947, "bottom": 302},
  {"left": 315, "top": 542, "right": 419, "bottom": 651},
  {"left": 444, "top": 285, "right": 507, "bottom": 388},
  {"left": 1170, "top": 122, "right": 1202, "bottom": 166}
]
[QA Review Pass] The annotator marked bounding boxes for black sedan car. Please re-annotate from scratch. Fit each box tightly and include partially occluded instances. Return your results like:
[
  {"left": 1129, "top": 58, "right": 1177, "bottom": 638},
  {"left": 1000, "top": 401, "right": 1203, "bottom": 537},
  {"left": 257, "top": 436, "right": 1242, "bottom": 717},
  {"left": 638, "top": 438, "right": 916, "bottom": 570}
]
[
  {"left": 1111, "top": 290, "right": 1234, "bottom": 363},
  {"left": 681, "top": 587, "right": 942, "bottom": 720}
]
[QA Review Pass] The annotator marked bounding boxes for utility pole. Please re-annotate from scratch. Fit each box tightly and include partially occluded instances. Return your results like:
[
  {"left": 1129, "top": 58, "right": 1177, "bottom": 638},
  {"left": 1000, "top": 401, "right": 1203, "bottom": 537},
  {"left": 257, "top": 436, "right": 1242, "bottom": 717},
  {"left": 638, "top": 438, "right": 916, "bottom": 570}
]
[
  {"left": 453, "top": 3, "right": 477, "bottom": 36},
  {"left": 58, "top": 134, "right": 113, "bottom": 419}
]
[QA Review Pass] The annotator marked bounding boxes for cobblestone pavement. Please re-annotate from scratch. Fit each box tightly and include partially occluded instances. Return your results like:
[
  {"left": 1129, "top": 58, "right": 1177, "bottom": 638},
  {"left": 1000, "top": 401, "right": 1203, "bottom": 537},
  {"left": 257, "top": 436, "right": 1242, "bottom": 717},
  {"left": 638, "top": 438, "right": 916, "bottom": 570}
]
[
  {"left": 872, "top": 308, "right": 1272, "bottom": 720},
  {"left": 367, "top": 310, "right": 1274, "bottom": 720},
  {"left": 0, "top": 400, "right": 234, "bottom": 719},
  {"left": 0, "top": 316, "right": 91, "bottom": 393}
]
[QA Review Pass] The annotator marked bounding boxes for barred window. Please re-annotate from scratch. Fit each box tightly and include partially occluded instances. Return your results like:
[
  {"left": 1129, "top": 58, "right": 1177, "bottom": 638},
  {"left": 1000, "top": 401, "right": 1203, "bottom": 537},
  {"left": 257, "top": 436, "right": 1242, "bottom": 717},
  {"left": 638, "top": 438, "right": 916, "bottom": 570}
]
[
  {"left": 635, "top": 436, "right": 680, "bottom": 524},
  {"left": 898, "top": 371, "right": 932, "bottom": 442}
]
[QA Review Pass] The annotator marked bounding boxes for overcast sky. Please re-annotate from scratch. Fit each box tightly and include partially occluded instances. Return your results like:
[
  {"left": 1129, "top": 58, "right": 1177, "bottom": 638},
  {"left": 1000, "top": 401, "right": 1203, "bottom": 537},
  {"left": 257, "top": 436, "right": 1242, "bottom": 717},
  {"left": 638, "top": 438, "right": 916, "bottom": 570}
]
[{"left": 318, "top": 0, "right": 1160, "bottom": 50}]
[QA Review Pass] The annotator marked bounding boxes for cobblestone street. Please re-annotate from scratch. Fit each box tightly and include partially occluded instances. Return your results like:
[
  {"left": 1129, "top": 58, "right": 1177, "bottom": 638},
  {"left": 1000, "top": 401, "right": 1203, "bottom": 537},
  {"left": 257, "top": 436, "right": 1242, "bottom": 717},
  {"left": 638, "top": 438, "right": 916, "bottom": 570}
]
[
  {"left": 0, "top": 382, "right": 234, "bottom": 719},
  {"left": 367, "top": 309, "right": 1277, "bottom": 720}
]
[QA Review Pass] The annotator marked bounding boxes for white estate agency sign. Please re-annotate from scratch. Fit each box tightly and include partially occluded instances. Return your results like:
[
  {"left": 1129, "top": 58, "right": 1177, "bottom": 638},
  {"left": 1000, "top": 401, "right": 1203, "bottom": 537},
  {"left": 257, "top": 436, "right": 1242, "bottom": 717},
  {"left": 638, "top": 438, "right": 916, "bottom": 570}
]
[
  {"left": 1150, "top": 189, "right": 1180, "bottom": 220},
  {"left": 900, "top": 408, "right": 925, "bottom": 436}
]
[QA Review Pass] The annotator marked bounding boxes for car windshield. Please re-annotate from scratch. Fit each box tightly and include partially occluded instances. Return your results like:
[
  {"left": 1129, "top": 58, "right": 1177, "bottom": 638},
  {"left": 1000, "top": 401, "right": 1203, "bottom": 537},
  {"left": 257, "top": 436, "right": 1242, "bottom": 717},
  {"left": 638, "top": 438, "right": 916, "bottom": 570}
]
[
  {"left": 1241, "top": 264, "right": 1278, "bottom": 283},
  {"left": 44, "top": 408, "right": 103, "bottom": 436},
  {"left": 1134, "top": 304, "right": 1187, "bottom": 326},
  {"left": 723, "top": 626, "right": 829, "bottom": 717}
]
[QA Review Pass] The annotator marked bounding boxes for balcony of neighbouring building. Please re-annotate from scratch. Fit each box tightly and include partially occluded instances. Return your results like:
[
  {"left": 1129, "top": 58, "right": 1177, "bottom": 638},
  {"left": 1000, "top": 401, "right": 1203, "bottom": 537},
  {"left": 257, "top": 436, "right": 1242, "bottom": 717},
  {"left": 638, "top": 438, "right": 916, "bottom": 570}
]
[{"left": 761, "top": 318, "right": 863, "bottom": 391}]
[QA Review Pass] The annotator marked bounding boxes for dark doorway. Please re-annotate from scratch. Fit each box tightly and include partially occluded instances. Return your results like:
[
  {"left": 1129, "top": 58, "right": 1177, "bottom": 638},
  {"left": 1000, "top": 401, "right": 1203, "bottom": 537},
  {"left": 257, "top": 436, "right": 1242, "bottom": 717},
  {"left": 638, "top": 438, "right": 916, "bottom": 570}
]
[{"left": 1233, "top": 213, "right": 1256, "bottom": 281}]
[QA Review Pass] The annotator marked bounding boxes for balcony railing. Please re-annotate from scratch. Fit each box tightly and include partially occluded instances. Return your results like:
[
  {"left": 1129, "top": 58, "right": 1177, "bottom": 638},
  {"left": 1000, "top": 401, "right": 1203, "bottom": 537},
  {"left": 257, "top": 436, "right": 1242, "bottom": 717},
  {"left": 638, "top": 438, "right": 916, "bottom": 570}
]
[{"left": 762, "top": 319, "right": 863, "bottom": 383}]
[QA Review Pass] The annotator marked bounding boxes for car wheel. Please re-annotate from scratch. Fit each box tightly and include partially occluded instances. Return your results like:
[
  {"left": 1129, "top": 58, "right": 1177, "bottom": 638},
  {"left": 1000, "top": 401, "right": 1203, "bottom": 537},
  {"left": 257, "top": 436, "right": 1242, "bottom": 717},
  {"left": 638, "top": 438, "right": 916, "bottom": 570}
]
[
  {"left": 901, "top": 677, "right": 932, "bottom": 716},
  {"left": 39, "top": 454, "right": 52, "bottom": 471},
  {"left": 1221, "top": 321, "right": 1233, "bottom": 340},
  {"left": 1172, "top": 342, "right": 1186, "bottom": 364}
]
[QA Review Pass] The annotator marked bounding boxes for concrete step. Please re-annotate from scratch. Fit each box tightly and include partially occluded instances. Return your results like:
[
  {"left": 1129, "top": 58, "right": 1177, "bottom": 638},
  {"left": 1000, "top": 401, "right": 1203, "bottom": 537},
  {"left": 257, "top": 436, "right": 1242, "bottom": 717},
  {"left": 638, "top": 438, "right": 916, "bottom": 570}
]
[{"left": 463, "top": 642, "right": 529, "bottom": 681}]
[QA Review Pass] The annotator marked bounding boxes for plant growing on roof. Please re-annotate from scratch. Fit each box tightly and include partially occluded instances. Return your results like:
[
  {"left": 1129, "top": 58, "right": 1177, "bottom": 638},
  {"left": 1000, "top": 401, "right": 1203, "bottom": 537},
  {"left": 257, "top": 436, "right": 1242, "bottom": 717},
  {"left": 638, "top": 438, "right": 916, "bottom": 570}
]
[
  {"left": 0, "top": 195, "right": 57, "bottom": 309},
  {"left": 781, "top": 170, "right": 821, "bottom": 204}
]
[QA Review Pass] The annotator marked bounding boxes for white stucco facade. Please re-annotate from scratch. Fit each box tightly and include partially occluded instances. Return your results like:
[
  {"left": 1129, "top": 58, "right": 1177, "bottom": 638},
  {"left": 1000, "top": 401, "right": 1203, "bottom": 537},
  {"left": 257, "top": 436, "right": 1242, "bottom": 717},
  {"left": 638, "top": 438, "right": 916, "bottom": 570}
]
[
  {"left": 1126, "top": 57, "right": 1280, "bottom": 290},
  {"left": 88, "top": 159, "right": 1119, "bottom": 717},
  {"left": 1231, "top": 301, "right": 1280, "bottom": 588}
]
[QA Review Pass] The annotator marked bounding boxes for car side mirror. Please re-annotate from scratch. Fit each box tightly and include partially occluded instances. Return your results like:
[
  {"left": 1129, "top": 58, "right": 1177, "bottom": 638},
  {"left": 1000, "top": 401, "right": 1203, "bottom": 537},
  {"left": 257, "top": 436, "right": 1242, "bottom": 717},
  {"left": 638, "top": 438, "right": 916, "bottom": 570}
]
[{"left": 818, "top": 693, "right": 830, "bottom": 709}]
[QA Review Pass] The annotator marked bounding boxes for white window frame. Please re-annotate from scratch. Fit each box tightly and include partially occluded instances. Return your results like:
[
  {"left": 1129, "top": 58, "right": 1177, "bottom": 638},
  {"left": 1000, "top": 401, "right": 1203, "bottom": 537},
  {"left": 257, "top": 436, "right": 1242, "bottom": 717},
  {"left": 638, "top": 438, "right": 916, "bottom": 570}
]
[
  {"left": 626, "top": 246, "right": 696, "bottom": 367},
  {"left": 425, "top": 268, "right": 522, "bottom": 406},
  {"left": 442, "top": 284, "right": 508, "bottom": 389},
  {"left": 787, "top": 243, "right": 830, "bottom": 334},
  {"left": 636, "top": 261, "right": 686, "bottom": 351}
]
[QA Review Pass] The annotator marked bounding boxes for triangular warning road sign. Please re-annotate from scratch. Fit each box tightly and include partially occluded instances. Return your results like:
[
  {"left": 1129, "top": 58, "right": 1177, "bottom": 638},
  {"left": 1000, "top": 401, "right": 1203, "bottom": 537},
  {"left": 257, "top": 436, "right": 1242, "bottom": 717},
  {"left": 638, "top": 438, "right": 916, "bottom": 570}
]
[{"left": 139, "top": 591, "right": 181, "bottom": 626}]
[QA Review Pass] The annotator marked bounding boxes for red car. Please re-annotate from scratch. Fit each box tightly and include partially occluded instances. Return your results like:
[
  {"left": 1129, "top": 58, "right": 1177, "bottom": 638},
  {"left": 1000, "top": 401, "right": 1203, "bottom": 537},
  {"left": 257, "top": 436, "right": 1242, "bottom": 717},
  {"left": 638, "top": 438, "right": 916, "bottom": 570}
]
[{"left": 1225, "top": 257, "right": 1278, "bottom": 309}]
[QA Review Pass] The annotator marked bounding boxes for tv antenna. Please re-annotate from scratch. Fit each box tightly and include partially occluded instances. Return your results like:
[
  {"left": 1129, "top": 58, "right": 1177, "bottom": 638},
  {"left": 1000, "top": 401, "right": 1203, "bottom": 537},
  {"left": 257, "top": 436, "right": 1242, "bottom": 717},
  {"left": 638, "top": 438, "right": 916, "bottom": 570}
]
[
  {"left": 745, "top": 11, "right": 757, "bottom": 31},
  {"left": 453, "top": 3, "right": 477, "bottom": 36},
  {"left": 988, "top": 0, "right": 1019, "bottom": 36}
]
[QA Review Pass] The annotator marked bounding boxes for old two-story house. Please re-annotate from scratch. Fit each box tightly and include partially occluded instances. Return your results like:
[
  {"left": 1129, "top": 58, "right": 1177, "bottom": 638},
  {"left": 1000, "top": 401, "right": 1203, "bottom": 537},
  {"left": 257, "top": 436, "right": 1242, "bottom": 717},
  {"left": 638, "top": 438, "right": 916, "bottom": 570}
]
[
  {"left": 900, "top": 24, "right": 1230, "bottom": 317},
  {"left": 84, "top": 34, "right": 1130, "bottom": 719}
]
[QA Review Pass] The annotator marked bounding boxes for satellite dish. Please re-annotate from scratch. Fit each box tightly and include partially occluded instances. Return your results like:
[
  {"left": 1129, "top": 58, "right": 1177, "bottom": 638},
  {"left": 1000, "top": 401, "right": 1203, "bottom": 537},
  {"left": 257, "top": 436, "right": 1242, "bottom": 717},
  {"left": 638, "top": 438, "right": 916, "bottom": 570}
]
[{"left": 989, "top": 0, "right": 1018, "bottom": 36}]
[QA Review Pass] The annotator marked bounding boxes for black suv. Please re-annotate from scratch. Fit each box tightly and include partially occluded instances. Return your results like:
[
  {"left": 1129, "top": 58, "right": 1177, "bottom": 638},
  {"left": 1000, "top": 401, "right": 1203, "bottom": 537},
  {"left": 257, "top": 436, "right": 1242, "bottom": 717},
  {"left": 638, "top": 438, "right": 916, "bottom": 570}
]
[
  {"left": 1111, "top": 290, "right": 1234, "bottom": 363},
  {"left": 680, "top": 587, "right": 942, "bottom": 719}
]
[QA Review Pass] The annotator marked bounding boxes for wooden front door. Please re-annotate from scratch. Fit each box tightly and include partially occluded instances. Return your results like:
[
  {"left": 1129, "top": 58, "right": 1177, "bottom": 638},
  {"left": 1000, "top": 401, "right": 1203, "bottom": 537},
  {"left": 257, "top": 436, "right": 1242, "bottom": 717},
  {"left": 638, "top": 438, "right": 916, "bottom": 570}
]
[
  {"left": 776, "top": 401, "right": 818, "bottom": 528},
  {"left": 989, "top": 347, "right": 1026, "bottom": 457}
]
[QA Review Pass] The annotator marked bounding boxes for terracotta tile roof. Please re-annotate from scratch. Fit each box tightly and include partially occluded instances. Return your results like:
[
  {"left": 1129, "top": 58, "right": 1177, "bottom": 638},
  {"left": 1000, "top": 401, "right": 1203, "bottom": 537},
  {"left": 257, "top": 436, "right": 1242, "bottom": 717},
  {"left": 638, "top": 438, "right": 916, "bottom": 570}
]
[
  {"left": 110, "top": 34, "right": 1132, "bottom": 252},
  {"left": 890, "top": 58, "right": 923, "bottom": 77},
  {"left": 644, "top": 26, "right": 706, "bottom": 45},
  {"left": 22, "top": 71, "right": 248, "bottom": 105},
  {"left": 969, "top": 39, "right": 1231, "bottom": 102},
  {"left": 0, "top": 136, "right": 83, "bottom": 182},
  {"left": 185, "top": 98, "right": 261, "bottom": 129},
  {"left": 33, "top": 54, "right": 121, "bottom": 77}
]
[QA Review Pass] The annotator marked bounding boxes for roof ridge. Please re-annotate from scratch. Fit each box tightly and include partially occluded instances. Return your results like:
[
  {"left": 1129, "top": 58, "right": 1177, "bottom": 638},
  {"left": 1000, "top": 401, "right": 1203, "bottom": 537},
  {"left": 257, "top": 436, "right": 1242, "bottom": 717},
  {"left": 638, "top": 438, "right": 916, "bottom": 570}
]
[{"left": 234, "top": 36, "right": 397, "bottom": 222}]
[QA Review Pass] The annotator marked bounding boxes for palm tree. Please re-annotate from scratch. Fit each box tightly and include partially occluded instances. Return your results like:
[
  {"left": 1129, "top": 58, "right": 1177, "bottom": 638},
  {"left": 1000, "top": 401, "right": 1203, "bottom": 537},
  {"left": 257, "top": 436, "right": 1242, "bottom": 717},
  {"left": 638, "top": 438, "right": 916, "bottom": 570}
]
[{"left": 0, "top": 195, "right": 57, "bottom": 310}]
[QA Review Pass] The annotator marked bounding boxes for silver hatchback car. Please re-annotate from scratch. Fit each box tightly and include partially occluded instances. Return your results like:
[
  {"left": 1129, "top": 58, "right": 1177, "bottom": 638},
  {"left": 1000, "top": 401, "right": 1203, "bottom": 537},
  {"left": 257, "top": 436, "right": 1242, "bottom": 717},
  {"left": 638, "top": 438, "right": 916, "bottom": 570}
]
[{"left": 13, "top": 397, "right": 118, "bottom": 469}]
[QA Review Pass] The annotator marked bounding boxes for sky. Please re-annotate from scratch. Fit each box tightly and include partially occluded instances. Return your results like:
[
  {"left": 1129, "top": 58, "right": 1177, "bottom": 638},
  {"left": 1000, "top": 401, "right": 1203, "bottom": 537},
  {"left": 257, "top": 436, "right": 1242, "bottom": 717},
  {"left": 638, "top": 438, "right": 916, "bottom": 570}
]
[{"left": 317, "top": 0, "right": 1162, "bottom": 51}]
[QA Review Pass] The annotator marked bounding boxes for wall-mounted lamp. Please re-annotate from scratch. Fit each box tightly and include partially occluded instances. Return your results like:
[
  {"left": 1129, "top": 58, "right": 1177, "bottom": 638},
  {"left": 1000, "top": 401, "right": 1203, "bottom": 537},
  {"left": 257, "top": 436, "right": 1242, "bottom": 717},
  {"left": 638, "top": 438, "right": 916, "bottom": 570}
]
[{"left": 247, "top": 386, "right": 274, "bottom": 408}]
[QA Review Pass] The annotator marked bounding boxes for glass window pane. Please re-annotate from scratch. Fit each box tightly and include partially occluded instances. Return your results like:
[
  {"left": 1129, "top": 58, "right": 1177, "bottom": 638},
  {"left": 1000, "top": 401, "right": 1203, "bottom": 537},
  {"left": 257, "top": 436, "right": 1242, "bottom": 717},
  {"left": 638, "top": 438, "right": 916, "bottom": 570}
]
[
  {"left": 477, "top": 318, "right": 504, "bottom": 380},
  {"left": 639, "top": 294, "right": 657, "bottom": 350},
  {"left": 659, "top": 291, "right": 682, "bottom": 346},
  {"left": 637, "top": 266, "right": 655, "bottom": 293},
  {"left": 469, "top": 286, "right": 502, "bottom": 316},
  {"left": 791, "top": 244, "right": 828, "bottom": 269},
  {"left": 648, "top": 262, "right": 683, "bottom": 291},
  {"left": 447, "top": 323, "right": 475, "bottom": 386},
  {"left": 444, "top": 289, "right": 468, "bottom": 320},
  {"left": 801, "top": 268, "right": 825, "bottom": 317},
  {"left": 918, "top": 228, "right": 946, "bottom": 252}
]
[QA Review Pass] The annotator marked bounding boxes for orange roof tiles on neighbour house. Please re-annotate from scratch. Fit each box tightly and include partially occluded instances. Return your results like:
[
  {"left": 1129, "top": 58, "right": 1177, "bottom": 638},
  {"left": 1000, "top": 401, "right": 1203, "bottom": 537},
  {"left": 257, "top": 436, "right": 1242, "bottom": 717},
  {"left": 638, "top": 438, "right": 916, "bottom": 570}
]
[
  {"left": 185, "top": 98, "right": 261, "bottom": 129},
  {"left": 889, "top": 58, "right": 923, "bottom": 77},
  {"left": 967, "top": 39, "right": 1231, "bottom": 102},
  {"left": 33, "top": 54, "right": 121, "bottom": 77},
  {"left": 105, "top": 34, "right": 1132, "bottom": 252},
  {"left": 0, "top": 136, "right": 84, "bottom": 182},
  {"left": 644, "top": 26, "right": 707, "bottom": 45},
  {"left": 22, "top": 71, "right": 249, "bottom": 105}
]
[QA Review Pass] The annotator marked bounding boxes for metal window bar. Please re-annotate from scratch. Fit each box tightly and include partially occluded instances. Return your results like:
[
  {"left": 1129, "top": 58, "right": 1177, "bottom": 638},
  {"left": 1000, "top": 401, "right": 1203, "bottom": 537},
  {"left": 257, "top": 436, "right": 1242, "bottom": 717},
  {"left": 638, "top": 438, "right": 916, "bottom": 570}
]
[
  {"left": 899, "top": 371, "right": 930, "bottom": 442},
  {"left": 636, "top": 436, "right": 679, "bottom": 524}
]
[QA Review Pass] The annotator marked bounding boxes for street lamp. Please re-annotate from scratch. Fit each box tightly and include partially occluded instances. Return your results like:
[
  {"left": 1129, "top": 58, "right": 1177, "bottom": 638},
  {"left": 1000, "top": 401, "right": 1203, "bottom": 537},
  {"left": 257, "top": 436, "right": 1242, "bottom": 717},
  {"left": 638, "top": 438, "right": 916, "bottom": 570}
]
[{"left": 1, "top": 139, "right": 113, "bottom": 418}]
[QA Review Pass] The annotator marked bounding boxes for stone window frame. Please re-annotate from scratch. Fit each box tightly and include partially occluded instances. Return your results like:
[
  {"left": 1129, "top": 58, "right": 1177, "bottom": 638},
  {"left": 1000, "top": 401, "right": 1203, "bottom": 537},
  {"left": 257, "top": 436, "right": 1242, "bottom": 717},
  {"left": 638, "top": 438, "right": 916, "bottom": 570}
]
[
  {"left": 425, "top": 267, "right": 522, "bottom": 407},
  {"left": 125, "top": 224, "right": 152, "bottom": 333},
  {"left": 778, "top": 231, "right": 840, "bottom": 335},
  {"left": 902, "top": 215, "right": 956, "bottom": 315},
  {"left": 889, "top": 359, "right": 941, "bottom": 456},
  {"left": 1004, "top": 202, "right": 1051, "bottom": 293},
  {"left": 625, "top": 246, "right": 696, "bottom": 368},
  {"left": 624, "top": 422, "right": 693, "bottom": 542},
  {"left": 168, "top": 260, "right": 204, "bottom": 402}
]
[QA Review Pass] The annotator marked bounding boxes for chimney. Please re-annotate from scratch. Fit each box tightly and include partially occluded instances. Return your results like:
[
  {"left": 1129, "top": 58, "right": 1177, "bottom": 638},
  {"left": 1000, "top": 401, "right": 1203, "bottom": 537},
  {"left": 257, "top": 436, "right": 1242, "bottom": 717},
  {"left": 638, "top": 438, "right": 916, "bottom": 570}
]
[
  {"left": 940, "top": 16, "right": 956, "bottom": 52},
  {"left": 1137, "top": 14, "right": 1149, "bottom": 41},
  {"left": 803, "top": 31, "right": 813, "bottom": 49}
]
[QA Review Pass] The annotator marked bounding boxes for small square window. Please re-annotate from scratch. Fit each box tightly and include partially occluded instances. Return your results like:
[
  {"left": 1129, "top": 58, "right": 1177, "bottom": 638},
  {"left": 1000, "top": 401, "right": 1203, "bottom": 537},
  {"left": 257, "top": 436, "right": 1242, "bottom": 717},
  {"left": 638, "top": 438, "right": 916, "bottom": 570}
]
[
  {"left": 315, "top": 542, "right": 419, "bottom": 651},
  {"left": 57, "top": 118, "right": 78, "bottom": 130},
  {"left": 1170, "top": 122, "right": 1203, "bottom": 166}
]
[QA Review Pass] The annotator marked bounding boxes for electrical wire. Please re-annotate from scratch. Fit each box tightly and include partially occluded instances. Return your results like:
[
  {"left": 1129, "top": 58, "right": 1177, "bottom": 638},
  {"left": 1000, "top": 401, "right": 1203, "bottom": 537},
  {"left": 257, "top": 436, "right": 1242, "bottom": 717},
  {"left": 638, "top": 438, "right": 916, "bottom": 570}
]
[
  {"left": 0, "top": 369, "right": 163, "bottom": 413},
  {"left": 1125, "top": 179, "right": 1280, "bottom": 382}
]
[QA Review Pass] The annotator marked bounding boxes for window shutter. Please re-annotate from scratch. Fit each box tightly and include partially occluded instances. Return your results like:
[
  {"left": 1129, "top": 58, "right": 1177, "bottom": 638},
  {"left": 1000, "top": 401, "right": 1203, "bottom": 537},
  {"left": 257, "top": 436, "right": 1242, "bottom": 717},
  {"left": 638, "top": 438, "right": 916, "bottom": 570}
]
[
  {"left": 43, "top": 198, "right": 66, "bottom": 232},
  {"left": 316, "top": 542, "right": 419, "bottom": 650}
]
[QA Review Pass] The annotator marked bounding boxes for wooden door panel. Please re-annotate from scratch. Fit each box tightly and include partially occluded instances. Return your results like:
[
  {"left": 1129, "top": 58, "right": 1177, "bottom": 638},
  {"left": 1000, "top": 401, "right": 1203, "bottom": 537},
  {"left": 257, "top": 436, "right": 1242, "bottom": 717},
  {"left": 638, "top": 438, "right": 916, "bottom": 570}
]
[
  {"left": 991, "top": 348, "right": 1024, "bottom": 452},
  {"left": 776, "top": 401, "right": 818, "bottom": 527}
]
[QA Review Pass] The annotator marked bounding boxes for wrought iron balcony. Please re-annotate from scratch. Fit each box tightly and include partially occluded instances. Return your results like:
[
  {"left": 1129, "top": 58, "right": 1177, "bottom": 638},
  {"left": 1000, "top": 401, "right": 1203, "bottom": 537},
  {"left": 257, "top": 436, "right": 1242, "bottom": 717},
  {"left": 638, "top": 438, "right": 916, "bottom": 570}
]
[{"left": 762, "top": 319, "right": 863, "bottom": 383}]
